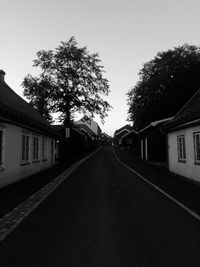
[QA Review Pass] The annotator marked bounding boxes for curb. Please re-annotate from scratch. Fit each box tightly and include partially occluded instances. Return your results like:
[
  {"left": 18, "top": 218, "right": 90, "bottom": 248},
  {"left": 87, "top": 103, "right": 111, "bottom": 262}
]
[{"left": 112, "top": 147, "right": 200, "bottom": 222}]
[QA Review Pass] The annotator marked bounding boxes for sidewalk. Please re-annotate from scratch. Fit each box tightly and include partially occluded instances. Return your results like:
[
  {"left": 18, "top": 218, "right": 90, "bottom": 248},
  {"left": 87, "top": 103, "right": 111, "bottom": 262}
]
[
  {"left": 0, "top": 150, "right": 93, "bottom": 218},
  {"left": 114, "top": 146, "right": 200, "bottom": 217}
]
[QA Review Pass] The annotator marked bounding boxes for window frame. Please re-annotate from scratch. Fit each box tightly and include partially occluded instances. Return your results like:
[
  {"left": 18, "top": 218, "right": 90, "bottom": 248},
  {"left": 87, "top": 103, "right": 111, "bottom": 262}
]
[
  {"left": 41, "top": 137, "right": 48, "bottom": 161},
  {"left": 194, "top": 132, "right": 200, "bottom": 165},
  {"left": 32, "top": 135, "right": 40, "bottom": 162},
  {"left": 21, "top": 132, "right": 30, "bottom": 165},
  {"left": 0, "top": 127, "right": 5, "bottom": 169},
  {"left": 177, "top": 135, "right": 186, "bottom": 163}
]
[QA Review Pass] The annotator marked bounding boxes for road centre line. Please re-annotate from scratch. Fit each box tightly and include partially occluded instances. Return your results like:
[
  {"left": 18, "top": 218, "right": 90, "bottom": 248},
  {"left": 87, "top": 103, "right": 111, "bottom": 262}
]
[
  {"left": 113, "top": 148, "right": 200, "bottom": 222},
  {"left": 0, "top": 147, "right": 102, "bottom": 243}
]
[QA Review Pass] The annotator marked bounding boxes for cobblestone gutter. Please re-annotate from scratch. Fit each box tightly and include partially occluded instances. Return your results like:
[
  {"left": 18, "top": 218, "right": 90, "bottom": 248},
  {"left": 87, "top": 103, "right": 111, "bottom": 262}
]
[{"left": 0, "top": 147, "right": 101, "bottom": 243}]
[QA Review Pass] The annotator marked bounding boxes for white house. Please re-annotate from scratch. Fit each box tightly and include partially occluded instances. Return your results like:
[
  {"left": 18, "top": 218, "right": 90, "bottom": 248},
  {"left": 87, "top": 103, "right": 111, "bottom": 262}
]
[
  {"left": 162, "top": 89, "right": 200, "bottom": 183},
  {"left": 0, "top": 70, "right": 60, "bottom": 188},
  {"left": 75, "top": 116, "right": 102, "bottom": 139}
]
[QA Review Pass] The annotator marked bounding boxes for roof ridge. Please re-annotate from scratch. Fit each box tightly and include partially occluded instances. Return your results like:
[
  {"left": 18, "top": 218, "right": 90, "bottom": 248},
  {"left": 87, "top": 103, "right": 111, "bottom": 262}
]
[
  {"left": 174, "top": 88, "right": 200, "bottom": 118},
  {"left": 0, "top": 81, "right": 58, "bottom": 136}
]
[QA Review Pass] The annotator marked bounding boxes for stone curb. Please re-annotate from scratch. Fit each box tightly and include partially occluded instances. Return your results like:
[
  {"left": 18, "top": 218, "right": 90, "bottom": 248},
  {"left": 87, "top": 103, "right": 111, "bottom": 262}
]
[{"left": 0, "top": 147, "right": 101, "bottom": 243}]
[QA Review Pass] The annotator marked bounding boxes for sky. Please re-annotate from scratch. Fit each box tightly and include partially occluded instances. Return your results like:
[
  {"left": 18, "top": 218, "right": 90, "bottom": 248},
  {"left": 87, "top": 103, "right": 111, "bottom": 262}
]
[{"left": 1, "top": 0, "right": 200, "bottom": 136}]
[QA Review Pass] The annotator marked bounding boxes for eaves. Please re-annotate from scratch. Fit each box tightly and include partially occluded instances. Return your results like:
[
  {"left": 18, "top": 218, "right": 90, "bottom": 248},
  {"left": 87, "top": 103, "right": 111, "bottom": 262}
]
[
  {"left": 0, "top": 115, "right": 61, "bottom": 139},
  {"left": 166, "top": 118, "right": 200, "bottom": 133}
]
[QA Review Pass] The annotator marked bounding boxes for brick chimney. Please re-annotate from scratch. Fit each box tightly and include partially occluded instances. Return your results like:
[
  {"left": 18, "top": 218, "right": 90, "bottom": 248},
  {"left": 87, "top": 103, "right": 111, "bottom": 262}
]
[{"left": 0, "top": 70, "right": 5, "bottom": 83}]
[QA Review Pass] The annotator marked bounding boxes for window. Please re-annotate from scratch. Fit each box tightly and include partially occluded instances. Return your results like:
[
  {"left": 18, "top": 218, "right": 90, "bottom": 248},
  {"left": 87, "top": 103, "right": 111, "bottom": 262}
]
[
  {"left": 194, "top": 132, "right": 200, "bottom": 164},
  {"left": 177, "top": 135, "right": 186, "bottom": 162},
  {"left": 140, "top": 139, "right": 144, "bottom": 159},
  {"left": 0, "top": 128, "right": 5, "bottom": 168},
  {"left": 145, "top": 138, "right": 148, "bottom": 160},
  {"left": 41, "top": 138, "right": 47, "bottom": 160},
  {"left": 33, "top": 136, "right": 40, "bottom": 161},
  {"left": 65, "top": 128, "right": 70, "bottom": 138},
  {"left": 55, "top": 140, "right": 59, "bottom": 161},
  {"left": 21, "top": 133, "right": 30, "bottom": 163}
]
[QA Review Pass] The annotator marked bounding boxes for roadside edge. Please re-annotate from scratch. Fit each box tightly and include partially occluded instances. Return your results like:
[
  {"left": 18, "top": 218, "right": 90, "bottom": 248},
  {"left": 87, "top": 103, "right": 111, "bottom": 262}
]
[
  {"left": 0, "top": 147, "right": 102, "bottom": 243},
  {"left": 112, "top": 147, "right": 200, "bottom": 222}
]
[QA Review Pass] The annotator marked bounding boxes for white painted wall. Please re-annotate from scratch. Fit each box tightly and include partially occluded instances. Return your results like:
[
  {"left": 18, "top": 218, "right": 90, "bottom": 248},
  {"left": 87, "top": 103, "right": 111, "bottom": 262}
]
[
  {"left": 0, "top": 122, "right": 57, "bottom": 188},
  {"left": 168, "top": 125, "right": 200, "bottom": 182}
]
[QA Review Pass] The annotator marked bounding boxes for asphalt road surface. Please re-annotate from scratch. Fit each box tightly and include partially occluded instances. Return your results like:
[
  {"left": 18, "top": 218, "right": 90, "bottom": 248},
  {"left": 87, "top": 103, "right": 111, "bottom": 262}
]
[{"left": 1, "top": 146, "right": 200, "bottom": 266}]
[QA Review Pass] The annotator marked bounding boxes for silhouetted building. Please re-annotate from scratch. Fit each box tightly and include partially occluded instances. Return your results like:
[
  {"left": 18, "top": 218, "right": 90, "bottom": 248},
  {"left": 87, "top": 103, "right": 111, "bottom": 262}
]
[
  {"left": 120, "top": 129, "right": 138, "bottom": 149},
  {"left": 139, "top": 118, "right": 172, "bottom": 165},
  {"left": 114, "top": 124, "right": 132, "bottom": 146}
]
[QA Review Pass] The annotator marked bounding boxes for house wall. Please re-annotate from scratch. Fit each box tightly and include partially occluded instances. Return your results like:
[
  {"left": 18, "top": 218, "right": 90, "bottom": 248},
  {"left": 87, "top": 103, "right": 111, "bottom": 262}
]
[
  {"left": 76, "top": 117, "right": 100, "bottom": 136},
  {"left": 115, "top": 130, "right": 130, "bottom": 145},
  {"left": 140, "top": 127, "right": 167, "bottom": 162},
  {"left": 59, "top": 127, "right": 88, "bottom": 162},
  {"left": 121, "top": 132, "right": 138, "bottom": 147},
  {"left": 168, "top": 125, "right": 200, "bottom": 182},
  {"left": 0, "top": 122, "right": 57, "bottom": 188}
]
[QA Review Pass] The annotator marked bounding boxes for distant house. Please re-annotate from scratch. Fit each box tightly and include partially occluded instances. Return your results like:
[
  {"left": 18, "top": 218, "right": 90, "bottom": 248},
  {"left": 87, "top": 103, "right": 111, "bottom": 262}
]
[
  {"left": 0, "top": 70, "right": 60, "bottom": 188},
  {"left": 162, "top": 89, "right": 200, "bottom": 183},
  {"left": 120, "top": 129, "right": 138, "bottom": 149},
  {"left": 53, "top": 125, "right": 88, "bottom": 161},
  {"left": 114, "top": 125, "right": 132, "bottom": 146},
  {"left": 101, "top": 132, "right": 112, "bottom": 145},
  {"left": 75, "top": 116, "right": 102, "bottom": 142},
  {"left": 75, "top": 123, "right": 97, "bottom": 139},
  {"left": 139, "top": 118, "right": 172, "bottom": 164},
  {"left": 53, "top": 116, "right": 102, "bottom": 162},
  {"left": 75, "top": 116, "right": 102, "bottom": 139}
]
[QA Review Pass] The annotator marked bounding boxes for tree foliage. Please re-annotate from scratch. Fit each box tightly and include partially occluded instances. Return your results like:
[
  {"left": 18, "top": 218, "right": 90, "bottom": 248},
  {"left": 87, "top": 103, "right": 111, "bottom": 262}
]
[
  {"left": 22, "top": 37, "right": 111, "bottom": 125},
  {"left": 127, "top": 44, "right": 200, "bottom": 130},
  {"left": 23, "top": 75, "right": 55, "bottom": 122}
]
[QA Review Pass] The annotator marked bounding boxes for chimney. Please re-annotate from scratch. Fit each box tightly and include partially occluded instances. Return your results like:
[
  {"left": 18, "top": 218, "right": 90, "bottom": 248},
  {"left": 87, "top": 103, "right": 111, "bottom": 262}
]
[{"left": 0, "top": 70, "right": 5, "bottom": 83}]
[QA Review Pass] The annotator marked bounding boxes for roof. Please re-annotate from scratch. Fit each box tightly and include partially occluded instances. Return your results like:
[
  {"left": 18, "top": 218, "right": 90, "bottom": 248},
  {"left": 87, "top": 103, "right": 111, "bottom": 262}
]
[
  {"left": 72, "top": 126, "right": 86, "bottom": 136},
  {"left": 114, "top": 124, "right": 132, "bottom": 136},
  {"left": 52, "top": 125, "right": 63, "bottom": 131},
  {"left": 76, "top": 115, "right": 101, "bottom": 136},
  {"left": 139, "top": 117, "right": 173, "bottom": 133},
  {"left": 0, "top": 80, "right": 60, "bottom": 137},
  {"left": 75, "top": 123, "right": 97, "bottom": 137},
  {"left": 120, "top": 129, "right": 138, "bottom": 140},
  {"left": 162, "top": 89, "right": 200, "bottom": 132},
  {"left": 102, "top": 132, "right": 111, "bottom": 139},
  {"left": 52, "top": 124, "right": 86, "bottom": 137}
]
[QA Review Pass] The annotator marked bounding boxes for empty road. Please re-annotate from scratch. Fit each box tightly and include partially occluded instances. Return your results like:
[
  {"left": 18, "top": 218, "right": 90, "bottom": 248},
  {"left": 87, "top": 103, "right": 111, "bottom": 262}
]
[{"left": 1, "top": 146, "right": 200, "bottom": 266}]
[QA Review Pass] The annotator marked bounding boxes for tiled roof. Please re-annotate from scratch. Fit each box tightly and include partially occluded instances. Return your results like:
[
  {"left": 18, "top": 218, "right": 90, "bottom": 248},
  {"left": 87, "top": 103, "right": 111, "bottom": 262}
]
[
  {"left": 162, "top": 89, "right": 200, "bottom": 132},
  {"left": 0, "top": 81, "right": 60, "bottom": 137}
]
